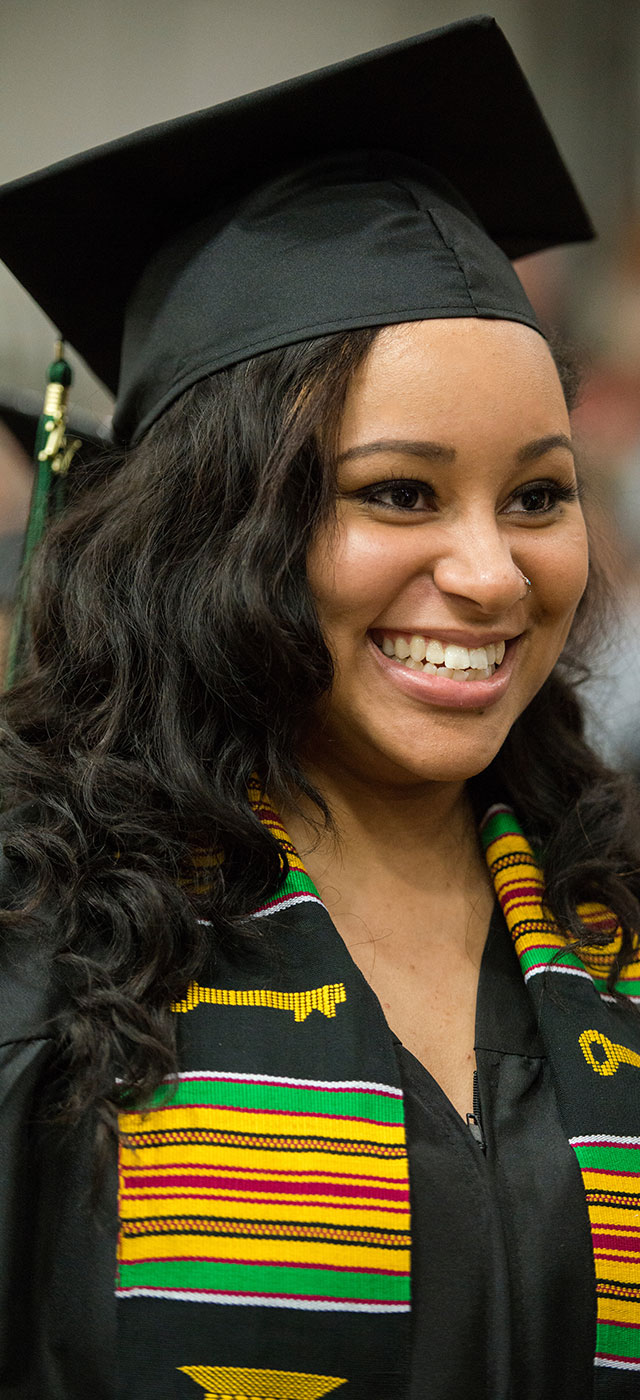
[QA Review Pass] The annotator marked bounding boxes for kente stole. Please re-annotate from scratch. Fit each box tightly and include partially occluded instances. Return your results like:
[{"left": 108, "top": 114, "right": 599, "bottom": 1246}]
[{"left": 115, "top": 795, "right": 640, "bottom": 1398}]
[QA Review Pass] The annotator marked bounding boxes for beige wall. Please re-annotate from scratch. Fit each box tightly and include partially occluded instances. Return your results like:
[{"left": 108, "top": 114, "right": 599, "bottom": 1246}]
[
  {"left": 1, "top": 0, "right": 533, "bottom": 420},
  {"left": 2, "top": 0, "right": 639, "bottom": 420}
]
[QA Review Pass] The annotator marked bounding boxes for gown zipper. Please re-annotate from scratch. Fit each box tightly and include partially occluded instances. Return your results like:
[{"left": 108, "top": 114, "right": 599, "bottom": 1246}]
[{"left": 466, "top": 1068, "right": 486, "bottom": 1150}]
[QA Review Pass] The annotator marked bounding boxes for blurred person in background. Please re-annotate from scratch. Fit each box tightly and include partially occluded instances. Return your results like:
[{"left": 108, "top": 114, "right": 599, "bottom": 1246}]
[
  {"left": 566, "top": 219, "right": 640, "bottom": 776},
  {"left": 0, "top": 406, "right": 32, "bottom": 672}
]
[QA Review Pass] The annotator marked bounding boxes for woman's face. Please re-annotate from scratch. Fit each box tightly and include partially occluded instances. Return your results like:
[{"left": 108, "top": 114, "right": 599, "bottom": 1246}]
[{"left": 306, "top": 318, "right": 589, "bottom": 787}]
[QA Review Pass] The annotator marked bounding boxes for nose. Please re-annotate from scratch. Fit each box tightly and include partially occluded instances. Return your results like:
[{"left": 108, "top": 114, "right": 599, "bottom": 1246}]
[{"left": 432, "top": 515, "right": 526, "bottom": 612}]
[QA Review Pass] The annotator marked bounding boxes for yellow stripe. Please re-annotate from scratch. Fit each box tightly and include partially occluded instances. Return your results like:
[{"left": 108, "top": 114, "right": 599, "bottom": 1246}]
[
  {"left": 596, "top": 1248, "right": 640, "bottom": 1263},
  {"left": 120, "top": 1106, "right": 405, "bottom": 1145},
  {"left": 119, "top": 1194, "right": 408, "bottom": 1230},
  {"left": 582, "top": 1170, "right": 640, "bottom": 1196},
  {"left": 120, "top": 1231, "right": 410, "bottom": 1272},
  {"left": 595, "top": 1257, "right": 640, "bottom": 1286},
  {"left": 597, "top": 1297, "right": 640, "bottom": 1325},
  {"left": 586, "top": 1206, "right": 640, "bottom": 1226},
  {"left": 119, "top": 1143, "right": 406, "bottom": 1177}
]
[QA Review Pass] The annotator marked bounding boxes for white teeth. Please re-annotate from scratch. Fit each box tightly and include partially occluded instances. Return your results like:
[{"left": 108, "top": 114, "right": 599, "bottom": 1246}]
[
  {"left": 444, "top": 644, "right": 470, "bottom": 670},
  {"left": 397, "top": 656, "right": 496, "bottom": 679},
  {"left": 425, "top": 640, "right": 445, "bottom": 664},
  {"left": 378, "top": 633, "right": 508, "bottom": 679}
]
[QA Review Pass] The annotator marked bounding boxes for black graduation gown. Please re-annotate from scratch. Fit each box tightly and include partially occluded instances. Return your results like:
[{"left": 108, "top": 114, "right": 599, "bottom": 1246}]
[{"left": 0, "top": 873, "right": 601, "bottom": 1399}]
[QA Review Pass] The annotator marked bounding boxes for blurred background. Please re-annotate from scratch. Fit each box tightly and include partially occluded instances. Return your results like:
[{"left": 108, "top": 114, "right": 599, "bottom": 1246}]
[{"left": 2, "top": 0, "right": 640, "bottom": 766}]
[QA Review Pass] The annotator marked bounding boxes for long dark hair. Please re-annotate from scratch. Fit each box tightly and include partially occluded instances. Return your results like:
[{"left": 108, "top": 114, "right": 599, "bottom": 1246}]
[{"left": 0, "top": 326, "right": 638, "bottom": 1144}]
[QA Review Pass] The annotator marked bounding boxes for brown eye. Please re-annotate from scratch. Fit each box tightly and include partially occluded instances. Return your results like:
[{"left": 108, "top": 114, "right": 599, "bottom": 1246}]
[
  {"left": 356, "top": 478, "right": 435, "bottom": 511},
  {"left": 520, "top": 486, "right": 553, "bottom": 513},
  {"left": 387, "top": 484, "right": 422, "bottom": 509},
  {"left": 503, "top": 480, "right": 579, "bottom": 517}
]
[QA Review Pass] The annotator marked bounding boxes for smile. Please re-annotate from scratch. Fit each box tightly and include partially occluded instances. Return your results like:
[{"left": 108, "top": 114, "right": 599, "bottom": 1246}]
[
  {"left": 373, "top": 632, "right": 507, "bottom": 681},
  {"left": 368, "top": 630, "right": 521, "bottom": 710}
]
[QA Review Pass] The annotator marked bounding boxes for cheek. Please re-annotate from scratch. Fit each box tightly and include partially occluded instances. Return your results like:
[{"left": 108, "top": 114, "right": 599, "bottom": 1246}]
[
  {"left": 307, "top": 522, "right": 408, "bottom": 627},
  {"left": 535, "top": 518, "right": 589, "bottom": 624}
]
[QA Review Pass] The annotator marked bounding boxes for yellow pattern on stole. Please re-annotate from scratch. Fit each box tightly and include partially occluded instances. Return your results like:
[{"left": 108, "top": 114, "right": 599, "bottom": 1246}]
[
  {"left": 179, "top": 1364, "right": 347, "bottom": 1397},
  {"left": 171, "top": 982, "right": 346, "bottom": 1021}
]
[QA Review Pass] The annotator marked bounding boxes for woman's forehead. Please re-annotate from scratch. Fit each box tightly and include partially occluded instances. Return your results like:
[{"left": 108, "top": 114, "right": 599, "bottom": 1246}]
[{"left": 338, "top": 319, "right": 566, "bottom": 448}]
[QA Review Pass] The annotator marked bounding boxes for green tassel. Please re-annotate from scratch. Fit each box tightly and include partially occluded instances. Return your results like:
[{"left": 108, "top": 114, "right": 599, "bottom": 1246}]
[{"left": 5, "top": 340, "right": 81, "bottom": 686}]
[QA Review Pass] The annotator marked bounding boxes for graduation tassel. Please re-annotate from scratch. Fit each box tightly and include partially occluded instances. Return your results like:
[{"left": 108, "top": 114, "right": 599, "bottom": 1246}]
[{"left": 5, "top": 340, "right": 81, "bottom": 686}]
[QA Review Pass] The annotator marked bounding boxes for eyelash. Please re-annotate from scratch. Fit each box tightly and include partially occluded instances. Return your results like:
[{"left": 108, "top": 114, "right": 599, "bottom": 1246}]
[{"left": 352, "top": 476, "right": 580, "bottom": 516}]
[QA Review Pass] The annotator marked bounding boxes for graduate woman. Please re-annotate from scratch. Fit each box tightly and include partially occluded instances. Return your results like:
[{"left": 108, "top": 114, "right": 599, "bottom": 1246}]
[{"left": 1, "top": 18, "right": 639, "bottom": 1400}]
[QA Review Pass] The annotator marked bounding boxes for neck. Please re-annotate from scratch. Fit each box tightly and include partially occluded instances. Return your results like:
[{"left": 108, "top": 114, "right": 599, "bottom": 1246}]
[{"left": 277, "top": 762, "right": 482, "bottom": 899}]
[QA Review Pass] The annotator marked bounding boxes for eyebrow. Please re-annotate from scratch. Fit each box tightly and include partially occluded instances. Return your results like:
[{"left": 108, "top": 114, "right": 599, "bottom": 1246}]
[{"left": 336, "top": 433, "right": 575, "bottom": 466}]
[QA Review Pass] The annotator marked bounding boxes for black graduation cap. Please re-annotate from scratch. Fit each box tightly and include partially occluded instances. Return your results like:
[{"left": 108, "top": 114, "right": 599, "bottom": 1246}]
[{"left": 0, "top": 15, "right": 592, "bottom": 448}]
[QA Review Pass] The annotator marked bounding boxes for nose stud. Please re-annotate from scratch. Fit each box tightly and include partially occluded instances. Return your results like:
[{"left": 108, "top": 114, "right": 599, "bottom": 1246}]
[{"left": 518, "top": 569, "right": 532, "bottom": 597}]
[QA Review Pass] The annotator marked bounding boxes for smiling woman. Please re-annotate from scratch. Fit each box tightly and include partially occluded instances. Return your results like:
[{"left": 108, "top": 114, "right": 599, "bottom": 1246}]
[
  {"left": 306, "top": 319, "right": 588, "bottom": 778},
  {"left": 1, "top": 17, "right": 640, "bottom": 1400}
]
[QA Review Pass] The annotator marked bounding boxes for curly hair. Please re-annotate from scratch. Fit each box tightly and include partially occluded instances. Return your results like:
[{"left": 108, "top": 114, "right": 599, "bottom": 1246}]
[{"left": 0, "top": 324, "right": 638, "bottom": 1147}]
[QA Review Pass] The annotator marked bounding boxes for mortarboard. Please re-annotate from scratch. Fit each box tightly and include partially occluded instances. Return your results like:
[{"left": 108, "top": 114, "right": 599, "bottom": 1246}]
[{"left": 0, "top": 15, "right": 592, "bottom": 450}]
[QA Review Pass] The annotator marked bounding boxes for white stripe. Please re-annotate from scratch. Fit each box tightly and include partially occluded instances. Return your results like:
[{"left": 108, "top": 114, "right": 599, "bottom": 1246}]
[
  {"left": 479, "top": 802, "right": 514, "bottom": 830},
  {"left": 523, "top": 964, "right": 592, "bottom": 984},
  {"left": 524, "top": 963, "right": 640, "bottom": 1002},
  {"left": 249, "top": 893, "right": 324, "bottom": 919},
  {"left": 116, "top": 1287, "right": 409, "bottom": 1313},
  {"left": 160, "top": 1068, "right": 403, "bottom": 1096},
  {"left": 595, "top": 1357, "right": 640, "bottom": 1371},
  {"left": 570, "top": 1134, "right": 640, "bottom": 1147}
]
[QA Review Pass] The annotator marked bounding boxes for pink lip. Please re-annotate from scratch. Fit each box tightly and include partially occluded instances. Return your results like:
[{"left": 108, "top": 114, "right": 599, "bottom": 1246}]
[{"left": 367, "top": 634, "right": 520, "bottom": 710}]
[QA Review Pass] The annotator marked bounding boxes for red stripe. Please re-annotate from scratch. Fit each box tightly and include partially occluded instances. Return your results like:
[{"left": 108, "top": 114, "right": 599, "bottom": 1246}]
[
  {"left": 593, "top": 1233, "right": 640, "bottom": 1249},
  {"left": 137, "top": 1101, "right": 396, "bottom": 1126},
  {"left": 583, "top": 1168, "right": 640, "bottom": 1180},
  {"left": 124, "top": 1165, "right": 401, "bottom": 1183},
  {"left": 123, "top": 1173, "right": 409, "bottom": 1200},
  {"left": 598, "top": 1321, "right": 640, "bottom": 1331},
  {"left": 121, "top": 1191, "right": 410, "bottom": 1212},
  {"left": 121, "top": 1252, "right": 408, "bottom": 1275}
]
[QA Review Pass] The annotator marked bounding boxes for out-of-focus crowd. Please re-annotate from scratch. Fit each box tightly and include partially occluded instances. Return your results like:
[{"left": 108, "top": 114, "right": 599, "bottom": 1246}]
[{"left": 0, "top": 404, "right": 33, "bottom": 675}]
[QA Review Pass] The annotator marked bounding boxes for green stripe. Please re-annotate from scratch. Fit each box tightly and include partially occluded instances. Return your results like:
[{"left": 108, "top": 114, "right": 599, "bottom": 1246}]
[
  {"left": 573, "top": 1143, "right": 640, "bottom": 1173},
  {"left": 609, "top": 978, "right": 640, "bottom": 997},
  {"left": 119, "top": 1258, "right": 411, "bottom": 1302},
  {"left": 597, "top": 1321, "right": 640, "bottom": 1361},
  {"left": 518, "top": 945, "right": 584, "bottom": 974},
  {"left": 146, "top": 1077, "right": 404, "bottom": 1125},
  {"left": 273, "top": 867, "right": 320, "bottom": 901},
  {"left": 480, "top": 809, "right": 520, "bottom": 848}
]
